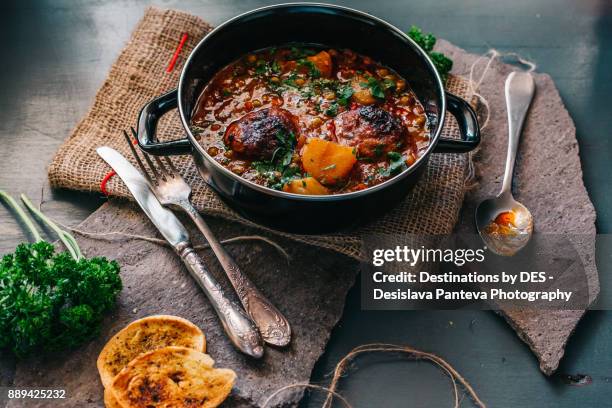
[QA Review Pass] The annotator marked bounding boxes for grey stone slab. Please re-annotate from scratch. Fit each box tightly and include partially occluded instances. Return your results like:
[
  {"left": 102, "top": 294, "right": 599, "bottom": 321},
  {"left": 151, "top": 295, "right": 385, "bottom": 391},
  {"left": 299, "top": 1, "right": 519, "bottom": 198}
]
[
  {"left": 8, "top": 201, "right": 358, "bottom": 407},
  {"left": 439, "top": 39, "right": 599, "bottom": 375}
]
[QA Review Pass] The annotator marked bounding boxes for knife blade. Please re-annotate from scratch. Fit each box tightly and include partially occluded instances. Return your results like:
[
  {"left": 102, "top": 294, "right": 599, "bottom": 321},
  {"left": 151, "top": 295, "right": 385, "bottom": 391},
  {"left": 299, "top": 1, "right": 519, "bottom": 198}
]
[
  {"left": 97, "top": 147, "right": 188, "bottom": 245},
  {"left": 96, "top": 146, "right": 264, "bottom": 358}
]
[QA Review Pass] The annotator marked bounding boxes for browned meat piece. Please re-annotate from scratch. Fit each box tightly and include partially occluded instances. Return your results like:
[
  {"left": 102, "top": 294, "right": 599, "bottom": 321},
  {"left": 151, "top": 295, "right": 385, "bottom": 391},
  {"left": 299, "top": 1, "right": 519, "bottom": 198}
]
[
  {"left": 333, "top": 106, "right": 405, "bottom": 158},
  {"left": 224, "top": 107, "right": 298, "bottom": 160}
]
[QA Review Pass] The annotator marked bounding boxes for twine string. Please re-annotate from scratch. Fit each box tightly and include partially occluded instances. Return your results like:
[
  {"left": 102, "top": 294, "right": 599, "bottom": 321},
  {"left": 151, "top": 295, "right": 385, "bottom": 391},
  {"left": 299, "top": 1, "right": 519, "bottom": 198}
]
[
  {"left": 261, "top": 384, "right": 351, "bottom": 408},
  {"left": 464, "top": 49, "right": 537, "bottom": 187},
  {"left": 467, "top": 48, "right": 537, "bottom": 132},
  {"left": 260, "top": 343, "right": 486, "bottom": 408},
  {"left": 42, "top": 215, "right": 290, "bottom": 261},
  {"left": 65, "top": 226, "right": 291, "bottom": 261},
  {"left": 36, "top": 184, "right": 291, "bottom": 261}
]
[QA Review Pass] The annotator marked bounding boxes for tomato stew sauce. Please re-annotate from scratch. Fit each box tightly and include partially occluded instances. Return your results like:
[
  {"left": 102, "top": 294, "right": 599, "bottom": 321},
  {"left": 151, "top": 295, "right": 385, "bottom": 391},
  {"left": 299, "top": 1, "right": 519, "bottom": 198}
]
[{"left": 190, "top": 45, "right": 430, "bottom": 195}]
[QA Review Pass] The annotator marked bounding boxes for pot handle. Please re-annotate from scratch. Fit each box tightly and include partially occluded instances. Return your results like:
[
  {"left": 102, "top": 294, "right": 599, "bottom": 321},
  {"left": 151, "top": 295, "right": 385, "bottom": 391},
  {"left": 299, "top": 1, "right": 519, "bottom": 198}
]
[
  {"left": 136, "top": 89, "right": 193, "bottom": 155},
  {"left": 434, "top": 92, "right": 481, "bottom": 153}
]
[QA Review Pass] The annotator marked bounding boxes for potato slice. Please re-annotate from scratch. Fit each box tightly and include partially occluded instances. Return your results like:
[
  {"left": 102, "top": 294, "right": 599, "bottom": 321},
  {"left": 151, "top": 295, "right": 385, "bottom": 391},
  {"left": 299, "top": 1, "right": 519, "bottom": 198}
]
[
  {"left": 351, "top": 88, "right": 376, "bottom": 105},
  {"left": 97, "top": 315, "right": 205, "bottom": 388},
  {"left": 301, "top": 138, "right": 357, "bottom": 185},
  {"left": 350, "top": 75, "right": 377, "bottom": 105},
  {"left": 307, "top": 50, "right": 333, "bottom": 77},
  {"left": 110, "top": 346, "right": 235, "bottom": 408},
  {"left": 283, "top": 177, "right": 330, "bottom": 195}
]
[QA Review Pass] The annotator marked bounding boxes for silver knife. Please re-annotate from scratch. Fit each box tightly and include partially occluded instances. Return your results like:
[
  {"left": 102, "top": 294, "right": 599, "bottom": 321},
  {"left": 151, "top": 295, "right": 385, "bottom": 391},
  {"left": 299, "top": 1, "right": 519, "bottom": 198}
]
[{"left": 97, "top": 146, "right": 264, "bottom": 358}]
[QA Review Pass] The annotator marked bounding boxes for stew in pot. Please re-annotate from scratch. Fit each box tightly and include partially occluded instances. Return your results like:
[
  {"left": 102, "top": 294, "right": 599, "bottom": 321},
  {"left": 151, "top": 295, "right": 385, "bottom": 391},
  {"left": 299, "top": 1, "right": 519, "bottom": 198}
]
[{"left": 190, "top": 45, "right": 430, "bottom": 195}]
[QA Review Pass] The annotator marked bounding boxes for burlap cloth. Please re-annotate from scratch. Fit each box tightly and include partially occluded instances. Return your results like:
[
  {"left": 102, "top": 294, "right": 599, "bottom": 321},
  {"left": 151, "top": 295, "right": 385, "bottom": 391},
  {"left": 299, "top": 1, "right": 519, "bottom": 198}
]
[{"left": 48, "top": 7, "right": 476, "bottom": 259}]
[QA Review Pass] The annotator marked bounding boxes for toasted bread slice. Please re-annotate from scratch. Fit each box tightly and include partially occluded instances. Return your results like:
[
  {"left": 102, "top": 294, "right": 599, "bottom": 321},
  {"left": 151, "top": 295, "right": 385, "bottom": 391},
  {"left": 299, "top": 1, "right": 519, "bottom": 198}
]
[
  {"left": 97, "top": 315, "right": 205, "bottom": 388},
  {"left": 110, "top": 346, "right": 235, "bottom": 408},
  {"left": 104, "top": 387, "right": 123, "bottom": 408}
]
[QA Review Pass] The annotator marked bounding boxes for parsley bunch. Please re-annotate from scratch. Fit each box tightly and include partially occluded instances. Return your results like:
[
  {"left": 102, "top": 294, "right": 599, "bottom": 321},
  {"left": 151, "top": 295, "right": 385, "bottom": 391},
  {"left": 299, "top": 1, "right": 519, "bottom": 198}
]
[
  {"left": 407, "top": 25, "right": 454, "bottom": 83},
  {"left": 0, "top": 190, "right": 121, "bottom": 357}
]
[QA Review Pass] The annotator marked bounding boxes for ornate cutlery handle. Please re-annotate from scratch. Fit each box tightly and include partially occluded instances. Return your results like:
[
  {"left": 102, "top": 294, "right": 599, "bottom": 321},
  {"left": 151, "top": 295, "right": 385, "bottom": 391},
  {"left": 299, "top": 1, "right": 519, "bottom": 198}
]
[
  {"left": 178, "top": 200, "right": 291, "bottom": 347},
  {"left": 175, "top": 241, "right": 264, "bottom": 358}
]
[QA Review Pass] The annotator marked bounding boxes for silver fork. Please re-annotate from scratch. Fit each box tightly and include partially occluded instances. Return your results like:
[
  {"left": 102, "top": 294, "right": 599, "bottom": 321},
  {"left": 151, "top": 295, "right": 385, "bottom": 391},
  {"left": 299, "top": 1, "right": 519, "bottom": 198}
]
[{"left": 124, "top": 128, "right": 291, "bottom": 347}]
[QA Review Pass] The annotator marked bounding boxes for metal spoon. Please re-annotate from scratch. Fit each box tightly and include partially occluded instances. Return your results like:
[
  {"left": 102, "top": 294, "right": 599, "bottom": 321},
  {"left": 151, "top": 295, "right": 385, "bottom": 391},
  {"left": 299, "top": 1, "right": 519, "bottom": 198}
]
[{"left": 476, "top": 71, "right": 535, "bottom": 256}]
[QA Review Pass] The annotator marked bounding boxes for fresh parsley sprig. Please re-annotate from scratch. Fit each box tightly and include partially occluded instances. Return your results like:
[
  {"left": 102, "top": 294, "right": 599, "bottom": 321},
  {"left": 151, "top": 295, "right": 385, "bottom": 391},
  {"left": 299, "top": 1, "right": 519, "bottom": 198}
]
[
  {"left": 0, "top": 189, "right": 121, "bottom": 357},
  {"left": 407, "top": 25, "right": 454, "bottom": 83}
]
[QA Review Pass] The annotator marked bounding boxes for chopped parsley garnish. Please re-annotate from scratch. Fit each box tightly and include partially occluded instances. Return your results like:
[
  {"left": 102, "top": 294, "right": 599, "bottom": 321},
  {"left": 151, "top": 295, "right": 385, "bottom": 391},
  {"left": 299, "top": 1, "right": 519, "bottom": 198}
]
[
  {"left": 382, "top": 78, "right": 396, "bottom": 92},
  {"left": 268, "top": 70, "right": 310, "bottom": 94},
  {"left": 254, "top": 59, "right": 269, "bottom": 75},
  {"left": 311, "top": 78, "right": 339, "bottom": 92},
  {"left": 379, "top": 151, "right": 407, "bottom": 177},
  {"left": 387, "top": 151, "right": 402, "bottom": 161},
  {"left": 271, "top": 60, "right": 282, "bottom": 75},
  {"left": 254, "top": 59, "right": 282, "bottom": 78},
  {"left": 289, "top": 47, "right": 317, "bottom": 59},
  {"left": 360, "top": 76, "right": 386, "bottom": 100},
  {"left": 316, "top": 82, "right": 353, "bottom": 116},
  {"left": 337, "top": 85, "right": 354, "bottom": 106},
  {"left": 253, "top": 130, "right": 301, "bottom": 190},
  {"left": 267, "top": 82, "right": 283, "bottom": 94},
  {"left": 190, "top": 125, "right": 207, "bottom": 136},
  {"left": 324, "top": 103, "right": 339, "bottom": 117},
  {"left": 373, "top": 144, "right": 385, "bottom": 157},
  {"left": 297, "top": 59, "right": 321, "bottom": 78},
  {"left": 300, "top": 87, "right": 314, "bottom": 99},
  {"left": 282, "top": 72, "right": 300, "bottom": 88}
]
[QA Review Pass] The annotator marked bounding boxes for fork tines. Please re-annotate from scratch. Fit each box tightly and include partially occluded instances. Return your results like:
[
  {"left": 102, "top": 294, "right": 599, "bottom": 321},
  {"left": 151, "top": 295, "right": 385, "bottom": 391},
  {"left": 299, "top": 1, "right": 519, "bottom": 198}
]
[{"left": 123, "top": 127, "right": 180, "bottom": 185}]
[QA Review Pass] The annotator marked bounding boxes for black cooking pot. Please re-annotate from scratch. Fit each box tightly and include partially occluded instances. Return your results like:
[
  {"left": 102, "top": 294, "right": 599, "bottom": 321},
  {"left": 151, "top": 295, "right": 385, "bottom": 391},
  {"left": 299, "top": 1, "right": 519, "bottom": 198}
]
[{"left": 137, "top": 3, "right": 479, "bottom": 234}]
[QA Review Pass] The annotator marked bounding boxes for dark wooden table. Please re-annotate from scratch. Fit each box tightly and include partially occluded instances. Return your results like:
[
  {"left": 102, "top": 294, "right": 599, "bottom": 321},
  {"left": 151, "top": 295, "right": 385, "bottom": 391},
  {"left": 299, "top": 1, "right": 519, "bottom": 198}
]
[{"left": 1, "top": 1, "right": 610, "bottom": 406}]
